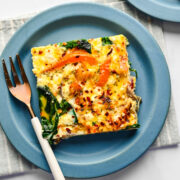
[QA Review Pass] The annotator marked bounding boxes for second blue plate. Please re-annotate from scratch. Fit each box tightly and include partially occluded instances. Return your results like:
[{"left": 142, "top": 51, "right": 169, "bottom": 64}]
[{"left": 128, "top": 0, "right": 180, "bottom": 22}]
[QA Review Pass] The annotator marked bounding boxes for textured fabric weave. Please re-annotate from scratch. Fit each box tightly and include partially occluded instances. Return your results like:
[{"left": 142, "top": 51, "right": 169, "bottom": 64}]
[{"left": 0, "top": 0, "right": 179, "bottom": 177}]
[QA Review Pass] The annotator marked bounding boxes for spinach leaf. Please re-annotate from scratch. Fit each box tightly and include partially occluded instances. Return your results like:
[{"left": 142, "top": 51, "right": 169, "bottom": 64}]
[
  {"left": 38, "top": 86, "right": 78, "bottom": 144},
  {"left": 102, "top": 37, "right": 112, "bottom": 46},
  {"left": 38, "top": 86, "right": 52, "bottom": 113},
  {"left": 41, "top": 115, "right": 59, "bottom": 144},
  {"left": 125, "top": 123, "right": 140, "bottom": 130},
  {"left": 58, "top": 39, "right": 92, "bottom": 53},
  {"left": 77, "top": 39, "right": 91, "bottom": 53},
  {"left": 41, "top": 117, "right": 53, "bottom": 132},
  {"left": 38, "top": 87, "right": 61, "bottom": 144}
]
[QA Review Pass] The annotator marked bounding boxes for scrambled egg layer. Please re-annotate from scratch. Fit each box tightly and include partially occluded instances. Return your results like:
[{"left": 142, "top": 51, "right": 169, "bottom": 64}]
[{"left": 32, "top": 35, "right": 141, "bottom": 143}]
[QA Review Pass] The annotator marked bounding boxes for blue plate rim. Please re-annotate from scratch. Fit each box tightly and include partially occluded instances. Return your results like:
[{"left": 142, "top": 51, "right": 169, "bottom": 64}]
[
  {"left": 128, "top": 0, "right": 180, "bottom": 22},
  {"left": 0, "top": 2, "right": 171, "bottom": 178}
]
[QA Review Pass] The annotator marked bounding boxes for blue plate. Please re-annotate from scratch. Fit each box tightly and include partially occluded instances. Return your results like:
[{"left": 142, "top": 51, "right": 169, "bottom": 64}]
[
  {"left": 128, "top": 0, "right": 180, "bottom": 22},
  {"left": 0, "top": 2, "right": 171, "bottom": 178}
]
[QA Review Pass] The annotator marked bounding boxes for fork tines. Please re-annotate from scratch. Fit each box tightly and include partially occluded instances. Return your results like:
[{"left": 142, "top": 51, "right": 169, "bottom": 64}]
[
  {"left": 9, "top": 56, "right": 20, "bottom": 85},
  {"left": 16, "top": 54, "right": 29, "bottom": 83},
  {"left": 2, "top": 59, "right": 13, "bottom": 88},
  {"left": 2, "top": 55, "right": 29, "bottom": 87}
]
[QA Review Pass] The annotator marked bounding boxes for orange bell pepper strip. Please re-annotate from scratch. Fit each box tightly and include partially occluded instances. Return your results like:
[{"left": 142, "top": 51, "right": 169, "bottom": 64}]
[
  {"left": 96, "top": 57, "right": 111, "bottom": 87},
  {"left": 44, "top": 49, "right": 97, "bottom": 72}
]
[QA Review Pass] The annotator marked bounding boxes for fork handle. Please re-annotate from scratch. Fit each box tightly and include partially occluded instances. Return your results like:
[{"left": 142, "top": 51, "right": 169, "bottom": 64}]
[{"left": 31, "top": 117, "right": 65, "bottom": 180}]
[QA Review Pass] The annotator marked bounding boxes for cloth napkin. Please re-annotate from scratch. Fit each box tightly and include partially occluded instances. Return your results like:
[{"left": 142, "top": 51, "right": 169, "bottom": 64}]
[{"left": 0, "top": 0, "right": 180, "bottom": 177}]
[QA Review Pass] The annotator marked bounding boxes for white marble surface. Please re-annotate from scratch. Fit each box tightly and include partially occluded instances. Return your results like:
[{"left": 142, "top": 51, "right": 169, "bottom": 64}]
[{"left": 0, "top": 0, "right": 180, "bottom": 179}]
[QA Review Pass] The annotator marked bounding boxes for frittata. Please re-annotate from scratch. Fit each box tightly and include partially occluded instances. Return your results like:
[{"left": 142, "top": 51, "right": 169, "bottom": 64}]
[{"left": 32, "top": 35, "right": 141, "bottom": 144}]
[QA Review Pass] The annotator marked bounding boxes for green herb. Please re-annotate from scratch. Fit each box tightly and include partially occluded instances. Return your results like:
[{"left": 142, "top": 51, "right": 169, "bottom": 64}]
[
  {"left": 102, "top": 37, "right": 112, "bottom": 46},
  {"left": 128, "top": 60, "right": 138, "bottom": 78},
  {"left": 128, "top": 60, "right": 132, "bottom": 67},
  {"left": 125, "top": 123, "right": 140, "bottom": 130},
  {"left": 92, "top": 121, "right": 96, "bottom": 126},
  {"left": 59, "top": 99, "right": 72, "bottom": 114},
  {"left": 130, "top": 68, "right": 138, "bottom": 78},
  {"left": 72, "top": 109, "right": 78, "bottom": 124},
  {"left": 58, "top": 39, "right": 92, "bottom": 53},
  {"left": 64, "top": 40, "right": 78, "bottom": 49}
]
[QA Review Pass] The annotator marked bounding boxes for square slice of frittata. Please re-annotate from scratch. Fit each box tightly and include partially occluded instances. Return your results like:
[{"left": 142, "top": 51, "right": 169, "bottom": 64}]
[{"left": 32, "top": 35, "right": 141, "bottom": 144}]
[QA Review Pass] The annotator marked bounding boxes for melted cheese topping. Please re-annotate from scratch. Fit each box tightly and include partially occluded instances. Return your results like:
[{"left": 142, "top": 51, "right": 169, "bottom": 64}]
[{"left": 32, "top": 35, "right": 140, "bottom": 142}]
